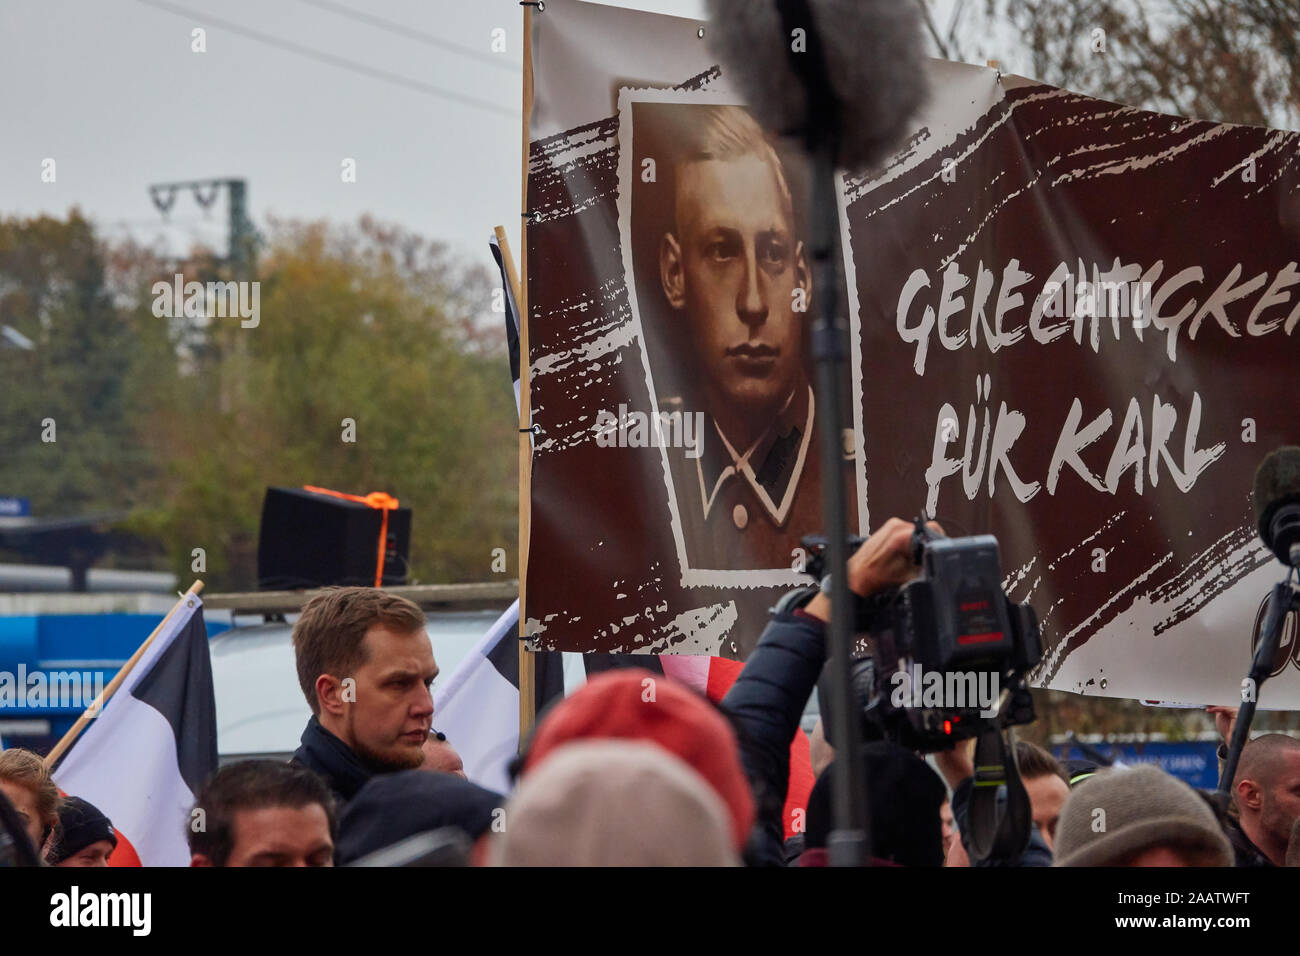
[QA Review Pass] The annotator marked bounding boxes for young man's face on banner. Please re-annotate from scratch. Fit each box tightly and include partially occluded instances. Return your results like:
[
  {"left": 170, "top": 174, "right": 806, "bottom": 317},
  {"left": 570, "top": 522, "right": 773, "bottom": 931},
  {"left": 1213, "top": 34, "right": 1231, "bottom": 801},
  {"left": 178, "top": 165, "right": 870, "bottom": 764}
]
[{"left": 659, "top": 150, "right": 810, "bottom": 437}]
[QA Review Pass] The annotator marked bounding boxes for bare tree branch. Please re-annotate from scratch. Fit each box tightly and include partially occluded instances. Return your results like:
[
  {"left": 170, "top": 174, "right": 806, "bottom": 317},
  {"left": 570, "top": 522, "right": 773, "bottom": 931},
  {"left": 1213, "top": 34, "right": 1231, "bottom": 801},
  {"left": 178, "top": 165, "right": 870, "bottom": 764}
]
[{"left": 916, "top": 0, "right": 952, "bottom": 60}]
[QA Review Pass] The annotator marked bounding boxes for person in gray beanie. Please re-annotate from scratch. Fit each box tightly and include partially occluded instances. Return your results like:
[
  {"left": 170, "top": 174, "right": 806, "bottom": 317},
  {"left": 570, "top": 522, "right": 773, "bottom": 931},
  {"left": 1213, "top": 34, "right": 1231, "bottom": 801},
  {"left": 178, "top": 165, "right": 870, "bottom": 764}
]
[
  {"left": 1052, "top": 765, "right": 1232, "bottom": 867},
  {"left": 490, "top": 740, "right": 739, "bottom": 866}
]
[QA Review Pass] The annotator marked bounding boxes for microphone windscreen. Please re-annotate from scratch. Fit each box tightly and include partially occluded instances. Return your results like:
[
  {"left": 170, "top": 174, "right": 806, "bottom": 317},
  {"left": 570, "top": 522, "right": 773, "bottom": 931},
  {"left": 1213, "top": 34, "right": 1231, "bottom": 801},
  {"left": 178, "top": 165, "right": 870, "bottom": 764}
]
[
  {"left": 1252, "top": 446, "right": 1300, "bottom": 535},
  {"left": 705, "top": 0, "right": 928, "bottom": 173}
]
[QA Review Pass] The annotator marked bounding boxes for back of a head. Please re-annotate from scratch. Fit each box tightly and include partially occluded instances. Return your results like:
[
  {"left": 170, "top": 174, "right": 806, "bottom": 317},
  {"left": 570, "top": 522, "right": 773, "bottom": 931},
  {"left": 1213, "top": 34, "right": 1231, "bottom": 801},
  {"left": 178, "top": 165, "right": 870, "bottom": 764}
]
[
  {"left": 189, "top": 760, "right": 337, "bottom": 867},
  {"left": 1015, "top": 741, "right": 1068, "bottom": 784},
  {"left": 804, "top": 742, "right": 946, "bottom": 866},
  {"left": 0, "top": 747, "right": 58, "bottom": 802},
  {"left": 0, "top": 747, "right": 61, "bottom": 845},
  {"left": 494, "top": 740, "right": 738, "bottom": 867},
  {"left": 521, "top": 668, "right": 754, "bottom": 851},
  {"left": 1053, "top": 765, "right": 1232, "bottom": 867},
  {"left": 336, "top": 769, "right": 502, "bottom": 865}
]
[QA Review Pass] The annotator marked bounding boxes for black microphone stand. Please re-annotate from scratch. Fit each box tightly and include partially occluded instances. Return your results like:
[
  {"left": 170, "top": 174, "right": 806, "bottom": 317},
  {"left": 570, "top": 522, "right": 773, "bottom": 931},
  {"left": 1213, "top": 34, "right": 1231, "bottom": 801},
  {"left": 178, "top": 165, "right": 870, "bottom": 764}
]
[
  {"left": 774, "top": 0, "right": 871, "bottom": 868},
  {"left": 1216, "top": 566, "right": 1298, "bottom": 810},
  {"left": 806, "top": 135, "right": 870, "bottom": 867},
  {"left": 771, "top": 0, "right": 869, "bottom": 867}
]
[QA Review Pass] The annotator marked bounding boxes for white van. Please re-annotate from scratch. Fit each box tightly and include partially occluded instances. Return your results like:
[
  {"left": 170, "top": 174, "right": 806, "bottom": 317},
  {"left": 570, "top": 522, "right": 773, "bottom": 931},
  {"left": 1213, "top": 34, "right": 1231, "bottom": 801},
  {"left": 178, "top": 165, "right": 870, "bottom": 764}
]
[{"left": 210, "top": 608, "right": 506, "bottom": 762}]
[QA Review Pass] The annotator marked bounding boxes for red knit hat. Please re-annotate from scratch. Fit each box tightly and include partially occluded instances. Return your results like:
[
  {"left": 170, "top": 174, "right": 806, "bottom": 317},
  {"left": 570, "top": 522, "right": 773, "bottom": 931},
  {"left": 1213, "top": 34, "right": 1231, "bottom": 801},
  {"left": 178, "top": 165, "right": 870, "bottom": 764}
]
[{"left": 521, "top": 668, "right": 756, "bottom": 851}]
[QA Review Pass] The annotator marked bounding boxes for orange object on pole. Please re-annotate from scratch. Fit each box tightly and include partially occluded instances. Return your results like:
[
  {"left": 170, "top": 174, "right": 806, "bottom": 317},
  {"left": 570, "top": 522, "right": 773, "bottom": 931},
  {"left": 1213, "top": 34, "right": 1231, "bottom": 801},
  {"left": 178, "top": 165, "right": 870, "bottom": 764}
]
[{"left": 301, "top": 486, "right": 400, "bottom": 587}]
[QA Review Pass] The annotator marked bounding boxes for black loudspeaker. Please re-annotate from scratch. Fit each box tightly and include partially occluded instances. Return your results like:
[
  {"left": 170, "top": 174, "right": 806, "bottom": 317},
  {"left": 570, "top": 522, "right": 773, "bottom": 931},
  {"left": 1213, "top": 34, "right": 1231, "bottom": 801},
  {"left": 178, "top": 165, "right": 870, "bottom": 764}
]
[{"left": 257, "top": 487, "right": 411, "bottom": 590}]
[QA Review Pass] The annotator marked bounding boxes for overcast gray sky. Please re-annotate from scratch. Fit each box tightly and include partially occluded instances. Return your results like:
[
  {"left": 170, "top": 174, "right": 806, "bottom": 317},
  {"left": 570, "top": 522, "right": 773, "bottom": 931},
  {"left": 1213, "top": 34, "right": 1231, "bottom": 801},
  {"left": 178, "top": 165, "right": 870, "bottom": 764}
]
[
  {"left": 1, "top": 1, "right": 1005, "bottom": 276},
  {"left": 0, "top": 0, "right": 707, "bottom": 276}
]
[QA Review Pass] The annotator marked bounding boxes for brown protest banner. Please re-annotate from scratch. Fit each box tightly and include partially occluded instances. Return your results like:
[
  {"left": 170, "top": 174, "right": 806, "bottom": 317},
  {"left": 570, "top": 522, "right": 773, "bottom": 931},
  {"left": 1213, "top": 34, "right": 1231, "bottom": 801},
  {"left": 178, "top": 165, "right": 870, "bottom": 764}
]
[{"left": 524, "top": 0, "right": 1300, "bottom": 707}]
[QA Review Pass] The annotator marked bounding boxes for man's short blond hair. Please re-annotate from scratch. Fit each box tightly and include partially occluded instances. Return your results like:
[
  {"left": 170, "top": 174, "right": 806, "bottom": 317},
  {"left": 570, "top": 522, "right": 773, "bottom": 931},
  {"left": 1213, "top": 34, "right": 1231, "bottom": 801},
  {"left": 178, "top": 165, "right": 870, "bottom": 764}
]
[
  {"left": 292, "top": 587, "right": 425, "bottom": 715},
  {"left": 668, "top": 105, "right": 794, "bottom": 232}
]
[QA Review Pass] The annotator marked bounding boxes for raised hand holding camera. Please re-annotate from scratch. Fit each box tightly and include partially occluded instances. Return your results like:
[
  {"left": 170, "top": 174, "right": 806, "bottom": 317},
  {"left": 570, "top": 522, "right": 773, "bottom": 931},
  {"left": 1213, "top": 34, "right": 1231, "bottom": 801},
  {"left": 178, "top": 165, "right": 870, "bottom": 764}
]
[
  {"left": 790, "top": 515, "right": 1043, "bottom": 863},
  {"left": 802, "top": 517, "right": 928, "bottom": 624},
  {"left": 801, "top": 516, "right": 1041, "bottom": 753}
]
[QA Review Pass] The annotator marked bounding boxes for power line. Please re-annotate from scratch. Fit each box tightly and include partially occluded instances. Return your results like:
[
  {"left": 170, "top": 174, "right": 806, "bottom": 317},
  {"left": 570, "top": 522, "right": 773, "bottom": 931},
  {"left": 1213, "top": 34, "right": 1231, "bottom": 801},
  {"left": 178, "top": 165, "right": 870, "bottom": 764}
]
[
  {"left": 101, "top": 218, "right": 215, "bottom": 229},
  {"left": 135, "top": 0, "right": 515, "bottom": 119},
  {"left": 297, "top": 0, "right": 517, "bottom": 72}
]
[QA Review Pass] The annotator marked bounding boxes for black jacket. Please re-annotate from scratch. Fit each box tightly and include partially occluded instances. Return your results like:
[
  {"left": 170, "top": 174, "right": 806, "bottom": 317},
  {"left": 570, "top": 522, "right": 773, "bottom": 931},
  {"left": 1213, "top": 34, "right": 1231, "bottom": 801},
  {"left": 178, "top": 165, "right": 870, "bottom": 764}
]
[
  {"left": 721, "top": 607, "right": 1053, "bottom": 867},
  {"left": 1195, "top": 787, "right": 1274, "bottom": 867},
  {"left": 290, "top": 716, "right": 379, "bottom": 808},
  {"left": 1223, "top": 815, "right": 1275, "bottom": 867},
  {"left": 720, "top": 609, "right": 828, "bottom": 866}
]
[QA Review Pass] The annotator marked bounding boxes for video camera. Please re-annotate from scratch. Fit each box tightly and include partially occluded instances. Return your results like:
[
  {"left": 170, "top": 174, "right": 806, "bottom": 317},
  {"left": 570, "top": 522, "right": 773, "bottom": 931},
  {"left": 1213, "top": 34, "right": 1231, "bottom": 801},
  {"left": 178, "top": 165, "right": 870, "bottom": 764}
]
[{"left": 802, "top": 517, "right": 1042, "bottom": 753}]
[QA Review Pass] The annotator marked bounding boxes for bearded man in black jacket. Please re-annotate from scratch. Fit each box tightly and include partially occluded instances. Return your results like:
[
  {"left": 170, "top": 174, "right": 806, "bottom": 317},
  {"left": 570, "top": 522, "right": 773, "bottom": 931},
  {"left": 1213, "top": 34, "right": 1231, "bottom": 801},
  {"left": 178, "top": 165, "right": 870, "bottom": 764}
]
[
  {"left": 289, "top": 587, "right": 438, "bottom": 807},
  {"left": 1222, "top": 733, "right": 1300, "bottom": 866}
]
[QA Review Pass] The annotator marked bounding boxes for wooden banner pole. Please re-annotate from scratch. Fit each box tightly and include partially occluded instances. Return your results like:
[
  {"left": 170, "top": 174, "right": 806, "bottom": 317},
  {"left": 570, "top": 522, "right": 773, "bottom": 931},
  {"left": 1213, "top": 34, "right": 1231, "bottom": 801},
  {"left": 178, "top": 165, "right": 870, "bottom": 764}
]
[
  {"left": 493, "top": 223, "right": 535, "bottom": 743},
  {"left": 44, "top": 580, "right": 205, "bottom": 771},
  {"left": 516, "top": 1, "right": 537, "bottom": 748}
]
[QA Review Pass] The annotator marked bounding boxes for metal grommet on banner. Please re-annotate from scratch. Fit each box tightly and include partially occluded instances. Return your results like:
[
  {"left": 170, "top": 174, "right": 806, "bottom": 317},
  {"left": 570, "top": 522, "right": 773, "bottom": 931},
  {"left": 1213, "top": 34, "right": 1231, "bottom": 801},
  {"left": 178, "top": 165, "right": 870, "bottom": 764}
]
[
  {"left": 520, "top": 1, "right": 544, "bottom": 10},
  {"left": 697, "top": 27, "right": 705, "bottom": 39},
  {"left": 522, "top": 210, "right": 537, "bottom": 221},
  {"left": 520, "top": 424, "right": 543, "bottom": 435}
]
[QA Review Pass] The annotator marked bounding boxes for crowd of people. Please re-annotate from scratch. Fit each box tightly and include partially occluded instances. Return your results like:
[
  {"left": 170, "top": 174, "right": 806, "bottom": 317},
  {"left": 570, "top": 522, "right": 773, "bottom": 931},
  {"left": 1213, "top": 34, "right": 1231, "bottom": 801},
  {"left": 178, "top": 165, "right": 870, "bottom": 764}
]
[{"left": 3, "top": 518, "right": 1299, "bottom": 867}]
